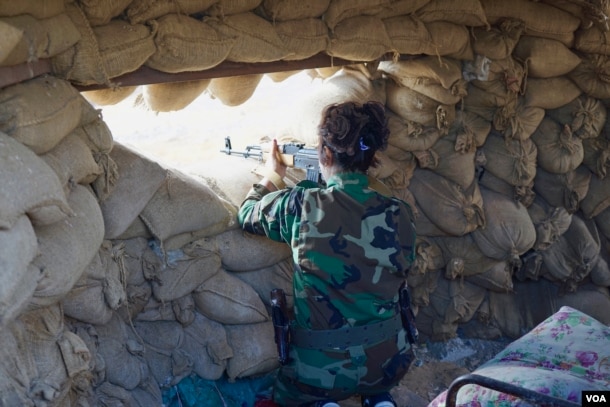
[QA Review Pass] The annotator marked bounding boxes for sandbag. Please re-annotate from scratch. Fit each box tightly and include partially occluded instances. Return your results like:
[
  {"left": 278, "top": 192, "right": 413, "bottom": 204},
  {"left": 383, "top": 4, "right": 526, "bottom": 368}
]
[
  {"left": 409, "top": 168, "right": 485, "bottom": 236},
  {"left": 569, "top": 53, "right": 610, "bottom": 99},
  {"left": 62, "top": 242, "right": 126, "bottom": 325},
  {"left": 134, "top": 319, "right": 192, "bottom": 388},
  {"left": 232, "top": 257, "right": 294, "bottom": 308},
  {"left": 0, "top": 320, "right": 38, "bottom": 406},
  {"left": 205, "top": 12, "right": 291, "bottom": 63},
  {"left": 414, "top": 0, "right": 488, "bottom": 27},
  {"left": 378, "top": 57, "right": 467, "bottom": 105},
  {"left": 408, "top": 269, "right": 441, "bottom": 311},
  {"left": 383, "top": 14, "right": 434, "bottom": 56},
  {"left": 82, "top": 86, "right": 139, "bottom": 106},
  {"left": 471, "top": 56, "right": 526, "bottom": 99},
  {"left": 206, "top": 0, "right": 263, "bottom": 16},
  {"left": 513, "top": 36, "right": 581, "bottom": 78},
  {"left": 139, "top": 169, "right": 236, "bottom": 245},
  {"left": 417, "top": 277, "right": 486, "bottom": 341},
  {"left": 477, "top": 163, "right": 535, "bottom": 208},
  {"left": 472, "top": 187, "right": 536, "bottom": 266},
  {"left": 144, "top": 80, "right": 209, "bottom": 112},
  {"left": 19, "top": 306, "right": 74, "bottom": 405},
  {"left": 580, "top": 171, "right": 610, "bottom": 218},
  {"left": 0, "top": 13, "right": 80, "bottom": 67},
  {"left": 451, "top": 110, "right": 491, "bottom": 150},
  {"left": 182, "top": 312, "right": 233, "bottom": 381},
  {"left": 78, "top": 0, "right": 133, "bottom": 26},
  {"left": 386, "top": 80, "right": 455, "bottom": 135},
  {"left": 582, "top": 137, "right": 610, "bottom": 179},
  {"left": 327, "top": 15, "right": 393, "bottom": 61},
  {"left": 540, "top": 214, "right": 601, "bottom": 284},
  {"left": 386, "top": 110, "right": 442, "bottom": 152},
  {"left": 225, "top": 321, "right": 278, "bottom": 380},
  {"left": 426, "top": 133, "right": 476, "bottom": 189},
  {"left": 471, "top": 19, "right": 525, "bottom": 60},
  {"left": 526, "top": 196, "right": 572, "bottom": 252},
  {"left": 384, "top": 16, "right": 472, "bottom": 59},
  {"left": 533, "top": 166, "right": 591, "bottom": 214},
  {"left": 147, "top": 240, "right": 222, "bottom": 302},
  {"left": 595, "top": 206, "right": 610, "bottom": 241},
  {"left": 98, "top": 142, "right": 168, "bottom": 239},
  {"left": 547, "top": 95, "right": 607, "bottom": 140},
  {"left": 412, "top": 200, "right": 453, "bottom": 238},
  {"left": 204, "top": 228, "right": 292, "bottom": 271},
  {"left": 0, "top": 132, "right": 72, "bottom": 229},
  {"left": 531, "top": 116, "right": 584, "bottom": 174},
  {"left": 0, "top": 0, "right": 65, "bottom": 19},
  {"left": 575, "top": 25, "right": 610, "bottom": 55},
  {"left": 0, "top": 75, "right": 84, "bottom": 154},
  {"left": 424, "top": 21, "right": 473, "bottom": 60},
  {"left": 275, "top": 18, "right": 329, "bottom": 61},
  {"left": 192, "top": 268, "right": 269, "bottom": 325},
  {"left": 481, "top": 130, "right": 537, "bottom": 187},
  {"left": 461, "top": 83, "right": 506, "bottom": 122},
  {"left": 481, "top": 0, "right": 580, "bottom": 46},
  {"left": 92, "top": 19, "right": 157, "bottom": 80},
  {"left": 51, "top": 3, "right": 109, "bottom": 86},
  {"left": 145, "top": 14, "right": 236, "bottom": 73},
  {"left": 259, "top": 0, "right": 330, "bottom": 21},
  {"left": 322, "top": 0, "right": 391, "bottom": 30},
  {"left": 435, "top": 234, "right": 500, "bottom": 279},
  {"left": 41, "top": 130, "right": 103, "bottom": 192},
  {"left": 126, "top": 0, "right": 218, "bottom": 24},
  {"left": 208, "top": 74, "right": 264, "bottom": 107},
  {"left": 0, "top": 20, "right": 22, "bottom": 65},
  {"left": 524, "top": 77, "right": 582, "bottom": 110},
  {"left": 411, "top": 237, "right": 446, "bottom": 276},
  {"left": 31, "top": 185, "right": 105, "bottom": 308},
  {"left": 0, "top": 217, "right": 39, "bottom": 327},
  {"left": 493, "top": 97, "right": 545, "bottom": 141},
  {"left": 466, "top": 261, "right": 514, "bottom": 293},
  {"left": 489, "top": 280, "right": 610, "bottom": 339},
  {"left": 93, "top": 314, "right": 149, "bottom": 390}
]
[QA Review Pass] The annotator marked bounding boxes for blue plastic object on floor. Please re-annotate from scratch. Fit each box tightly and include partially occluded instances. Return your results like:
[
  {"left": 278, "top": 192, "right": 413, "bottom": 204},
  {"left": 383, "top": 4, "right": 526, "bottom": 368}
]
[{"left": 163, "top": 372, "right": 277, "bottom": 407}]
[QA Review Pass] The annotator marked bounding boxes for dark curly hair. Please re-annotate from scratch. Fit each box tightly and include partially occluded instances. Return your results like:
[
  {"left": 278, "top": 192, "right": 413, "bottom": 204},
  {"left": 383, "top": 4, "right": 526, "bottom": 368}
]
[{"left": 318, "top": 101, "right": 389, "bottom": 172}]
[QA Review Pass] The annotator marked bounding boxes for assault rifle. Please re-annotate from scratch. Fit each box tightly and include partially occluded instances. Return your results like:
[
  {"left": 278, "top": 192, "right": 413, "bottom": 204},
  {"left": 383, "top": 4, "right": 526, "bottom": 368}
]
[{"left": 221, "top": 137, "right": 323, "bottom": 184}]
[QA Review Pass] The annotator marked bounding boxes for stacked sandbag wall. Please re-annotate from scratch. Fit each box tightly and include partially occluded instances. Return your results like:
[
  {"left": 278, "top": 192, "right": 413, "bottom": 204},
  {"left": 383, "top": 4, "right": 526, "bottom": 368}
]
[{"left": 2, "top": 0, "right": 610, "bottom": 404}]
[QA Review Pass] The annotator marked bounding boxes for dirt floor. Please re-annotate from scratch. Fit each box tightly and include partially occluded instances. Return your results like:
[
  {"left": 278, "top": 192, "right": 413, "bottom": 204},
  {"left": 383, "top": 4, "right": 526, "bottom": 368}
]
[
  {"left": 96, "top": 75, "right": 512, "bottom": 407},
  {"left": 340, "top": 337, "right": 510, "bottom": 407}
]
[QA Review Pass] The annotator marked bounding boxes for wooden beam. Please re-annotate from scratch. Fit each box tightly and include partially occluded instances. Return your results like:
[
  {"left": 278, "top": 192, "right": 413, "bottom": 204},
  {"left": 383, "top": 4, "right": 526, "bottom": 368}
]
[
  {"left": 1, "top": 52, "right": 411, "bottom": 91},
  {"left": 0, "top": 59, "right": 52, "bottom": 89},
  {"left": 74, "top": 53, "right": 364, "bottom": 91}
]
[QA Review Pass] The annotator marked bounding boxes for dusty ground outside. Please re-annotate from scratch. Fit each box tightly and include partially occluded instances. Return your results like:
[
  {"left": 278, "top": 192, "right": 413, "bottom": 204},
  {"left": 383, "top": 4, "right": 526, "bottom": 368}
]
[{"left": 97, "top": 73, "right": 511, "bottom": 407}]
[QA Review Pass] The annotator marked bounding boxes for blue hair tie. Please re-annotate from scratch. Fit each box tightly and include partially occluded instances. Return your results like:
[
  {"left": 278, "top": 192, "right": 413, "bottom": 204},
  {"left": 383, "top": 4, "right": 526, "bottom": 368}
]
[{"left": 359, "top": 137, "right": 370, "bottom": 151}]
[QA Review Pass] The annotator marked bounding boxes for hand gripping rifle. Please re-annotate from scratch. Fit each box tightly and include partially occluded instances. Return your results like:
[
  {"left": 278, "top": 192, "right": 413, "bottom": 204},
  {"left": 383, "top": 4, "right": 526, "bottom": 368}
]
[
  {"left": 221, "top": 136, "right": 323, "bottom": 184},
  {"left": 270, "top": 288, "right": 291, "bottom": 365}
]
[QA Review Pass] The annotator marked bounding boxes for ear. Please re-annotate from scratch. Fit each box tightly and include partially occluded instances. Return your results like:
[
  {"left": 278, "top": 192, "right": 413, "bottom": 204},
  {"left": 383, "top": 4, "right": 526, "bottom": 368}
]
[{"left": 321, "top": 145, "right": 334, "bottom": 167}]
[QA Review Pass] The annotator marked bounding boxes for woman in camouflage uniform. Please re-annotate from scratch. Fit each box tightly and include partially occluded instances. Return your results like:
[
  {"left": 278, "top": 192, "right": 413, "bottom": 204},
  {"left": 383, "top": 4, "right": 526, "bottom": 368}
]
[{"left": 238, "top": 101, "right": 417, "bottom": 407}]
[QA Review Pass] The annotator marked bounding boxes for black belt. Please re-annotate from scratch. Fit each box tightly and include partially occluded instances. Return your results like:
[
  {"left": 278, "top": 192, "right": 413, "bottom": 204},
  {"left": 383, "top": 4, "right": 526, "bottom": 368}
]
[{"left": 290, "top": 313, "right": 403, "bottom": 350}]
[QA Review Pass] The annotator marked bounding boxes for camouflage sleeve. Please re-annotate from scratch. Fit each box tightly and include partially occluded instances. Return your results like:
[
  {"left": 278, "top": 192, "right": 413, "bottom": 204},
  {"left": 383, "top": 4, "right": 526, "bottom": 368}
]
[{"left": 237, "top": 183, "right": 297, "bottom": 243}]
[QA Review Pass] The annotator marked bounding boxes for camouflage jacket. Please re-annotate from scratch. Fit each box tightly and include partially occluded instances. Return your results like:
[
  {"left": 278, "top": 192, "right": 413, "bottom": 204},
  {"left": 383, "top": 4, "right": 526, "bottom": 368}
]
[{"left": 238, "top": 172, "right": 416, "bottom": 331}]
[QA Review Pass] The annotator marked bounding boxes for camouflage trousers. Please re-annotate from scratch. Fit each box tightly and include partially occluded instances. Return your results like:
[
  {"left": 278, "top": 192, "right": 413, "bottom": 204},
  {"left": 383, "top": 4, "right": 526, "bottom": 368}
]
[{"left": 272, "top": 328, "right": 414, "bottom": 406}]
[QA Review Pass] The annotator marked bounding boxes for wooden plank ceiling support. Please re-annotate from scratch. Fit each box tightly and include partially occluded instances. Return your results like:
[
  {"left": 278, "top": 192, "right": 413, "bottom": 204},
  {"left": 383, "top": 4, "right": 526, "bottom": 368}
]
[
  {"left": 0, "top": 59, "right": 52, "bottom": 89},
  {"left": 0, "top": 53, "right": 369, "bottom": 91},
  {"left": 75, "top": 53, "right": 364, "bottom": 91}
]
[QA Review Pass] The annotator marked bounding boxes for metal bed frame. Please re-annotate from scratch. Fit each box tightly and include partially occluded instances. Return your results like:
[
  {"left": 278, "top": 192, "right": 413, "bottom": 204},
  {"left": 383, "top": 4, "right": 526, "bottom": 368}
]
[{"left": 445, "top": 373, "right": 581, "bottom": 407}]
